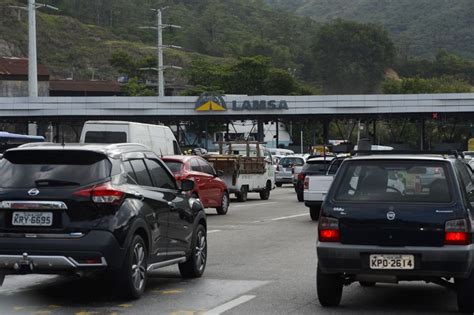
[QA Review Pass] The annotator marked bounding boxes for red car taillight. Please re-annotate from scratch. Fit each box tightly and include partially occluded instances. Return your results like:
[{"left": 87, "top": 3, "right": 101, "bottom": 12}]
[
  {"left": 304, "top": 176, "right": 309, "bottom": 190},
  {"left": 74, "top": 182, "right": 125, "bottom": 206},
  {"left": 445, "top": 219, "right": 470, "bottom": 245},
  {"left": 318, "top": 216, "right": 340, "bottom": 242}
]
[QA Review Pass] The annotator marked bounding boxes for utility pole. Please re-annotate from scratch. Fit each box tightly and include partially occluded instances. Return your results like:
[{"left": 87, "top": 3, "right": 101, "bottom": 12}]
[
  {"left": 140, "top": 8, "right": 182, "bottom": 97},
  {"left": 28, "top": 0, "right": 37, "bottom": 97}
]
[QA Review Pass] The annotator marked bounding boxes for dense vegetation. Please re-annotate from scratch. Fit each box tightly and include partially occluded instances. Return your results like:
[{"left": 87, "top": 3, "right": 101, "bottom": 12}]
[{"left": 267, "top": 0, "right": 474, "bottom": 59}]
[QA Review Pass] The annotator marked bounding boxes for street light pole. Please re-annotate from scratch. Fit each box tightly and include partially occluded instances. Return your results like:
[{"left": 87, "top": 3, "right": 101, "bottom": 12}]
[
  {"left": 28, "top": 0, "right": 38, "bottom": 97},
  {"left": 157, "top": 9, "right": 164, "bottom": 97}
]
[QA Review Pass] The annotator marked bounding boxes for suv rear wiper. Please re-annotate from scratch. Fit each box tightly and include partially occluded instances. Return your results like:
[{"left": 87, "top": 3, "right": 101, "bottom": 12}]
[{"left": 35, "top": 179, "right": 81, "bottom": 187}]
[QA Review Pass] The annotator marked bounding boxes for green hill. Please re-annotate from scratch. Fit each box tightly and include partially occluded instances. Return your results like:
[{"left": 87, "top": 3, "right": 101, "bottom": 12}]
[
  {"left": 0, "top": 0, "right": 318, "bottom": 81},
  {"left": 267, "top": 0, "right": 474, "bottom": 59}
]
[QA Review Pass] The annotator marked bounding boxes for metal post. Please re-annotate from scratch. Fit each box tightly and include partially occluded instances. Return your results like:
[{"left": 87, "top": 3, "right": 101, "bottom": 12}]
[
  {"left": 257, "top": 120, "right": 264, "bottom": 143},
  {"left": 28, "top": 0, "right": 38, "bottom": 97},
  {"left": 372, "top": 120, "right": 377, "bottom": 144},
  {"left": 300, "top": 127, "right": 304, "bottom": 154},
  {"left": 421, "top": 119, "right": 426, "bottom": 150},
  {"left": 157, "top": 9, "right": 164, "bottom": 97},
  {"left": 275, "top": 119, "right": 279, "bottom": 148}
]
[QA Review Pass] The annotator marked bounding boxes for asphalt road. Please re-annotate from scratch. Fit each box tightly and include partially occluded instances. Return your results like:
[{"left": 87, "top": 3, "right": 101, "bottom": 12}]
[{"left": 0, "top": 187, "right": 459, "bottom": 315}]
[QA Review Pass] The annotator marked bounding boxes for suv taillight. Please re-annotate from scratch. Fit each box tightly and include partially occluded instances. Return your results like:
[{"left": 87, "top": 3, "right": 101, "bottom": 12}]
[
  {"left": 74, "top": 182, "right": 125, "bottom": 206},
  {"left": 445, "top": 219, "right": 471, "bottom": 245},
  {"left": 304, "top": 177, "right": 310, "bottom": 190},
  {"left": 318, "top": 216, "right": 340, "bottom": 242}
]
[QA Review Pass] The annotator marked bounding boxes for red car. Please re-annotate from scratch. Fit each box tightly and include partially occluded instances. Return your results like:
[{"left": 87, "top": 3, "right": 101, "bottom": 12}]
[{"left": 163, "top": 155, "right": 229, "bottom": 215}]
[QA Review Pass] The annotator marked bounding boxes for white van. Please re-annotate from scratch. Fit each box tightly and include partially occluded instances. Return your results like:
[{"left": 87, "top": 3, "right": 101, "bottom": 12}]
[
  {"left": 80, "top": 121, "right": 181, "bottom": 156},
  {"left": 268, "top": 148, "right": 294, "bottom": 156}
]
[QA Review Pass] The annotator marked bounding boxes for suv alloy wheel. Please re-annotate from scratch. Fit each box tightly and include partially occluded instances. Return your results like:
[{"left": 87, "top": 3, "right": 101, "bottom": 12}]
[{"left": 179, "top": 224, "right": 207, "bottom": 278}]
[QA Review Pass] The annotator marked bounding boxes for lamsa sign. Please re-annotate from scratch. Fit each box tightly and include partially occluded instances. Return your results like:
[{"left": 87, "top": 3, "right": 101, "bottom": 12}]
[
  {"left": 231, "top": 100, "right": 289, "bottom": 111},
  {"left": 195, "top": 93, "right": 289, "bottom": 112}
]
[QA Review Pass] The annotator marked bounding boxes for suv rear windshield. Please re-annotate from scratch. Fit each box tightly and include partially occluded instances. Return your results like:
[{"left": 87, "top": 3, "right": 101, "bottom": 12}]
[
  {"left": 0, "top": 150, "right": 111, "bottom": 188},
  {"left": 164, "top": 160, "right": 184, "bottom": 173},
  {"left": 280, "top": 157, "right": 304, "bottom": 167},
  {"left": 334, "top": 160, "right": 452, "bottom": 203},
  {"left": 303, "top": 160, "right": 333, "bottom": 174}
]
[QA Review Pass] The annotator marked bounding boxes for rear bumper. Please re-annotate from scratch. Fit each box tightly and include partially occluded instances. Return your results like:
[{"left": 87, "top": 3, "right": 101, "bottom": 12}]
[
  {"left": 0, "top": 230, "right": 126, "bottom": 274},
  {"left": 317, "top": 242, "right": 474, "bottom": 279},
  {"left": 275, "top": 176, "right": 293, "bottom": 184},
  {"left": 304, "top": 191, "right": 325, "bottom": 202}
]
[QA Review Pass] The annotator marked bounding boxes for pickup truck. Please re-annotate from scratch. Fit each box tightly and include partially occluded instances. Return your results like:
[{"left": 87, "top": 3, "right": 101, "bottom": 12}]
[
  {"left": 294, "top": 156, "right": 334, "bottom": 202},
  {"left": 304, "top": 156, "right": 347, "bottom": 220}
]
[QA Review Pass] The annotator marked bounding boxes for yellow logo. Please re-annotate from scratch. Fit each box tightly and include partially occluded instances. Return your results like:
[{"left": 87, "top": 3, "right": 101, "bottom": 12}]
[{"left": 195, "top": 93, "right": 227, "bottom": 111}]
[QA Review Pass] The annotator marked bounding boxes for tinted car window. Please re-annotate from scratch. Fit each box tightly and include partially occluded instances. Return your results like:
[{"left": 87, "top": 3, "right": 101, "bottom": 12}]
[
  {"left": 190, "top": 158, "right": 202, "bottom": 172},
  {"left": 198, "top": 158, "right": 215, "bottom": 175},
  {"left": 456, "top": 161, "right": 472, "bottom": 188},
  {"left": 84, "top": 131, "right": 127, "bottom": 143},
  {"left": 0, "top": 150, "right": 110, "bottom": 188},
  {"left": 303, "top": 160, "right": 332, "bottom": 174},
  {"left": 130, "top": 159, "right": 153, "bottom": 187},
  {"left": 328, "top": 159, "right": 344, "bottom": 175},
  {"left": 334, "top": 160, "right": 452, "bottom": 203},
  {"left": 280, "top": 157, "right": 304, "bottom": 167},
  {"left": 164, "top": 160, "right": 184, "bottom": 174},
  {"left": 145, "top": 159, "right": 176, "bottom": 190},
  {"left": 122, "top": 161, "right": 138, "bottom": 184}
]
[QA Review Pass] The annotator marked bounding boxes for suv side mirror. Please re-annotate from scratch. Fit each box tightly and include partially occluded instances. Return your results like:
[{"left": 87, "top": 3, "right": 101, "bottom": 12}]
[
  {"left": 180, "top": 179, "right": 194, "bottom": 192},
  {"left": 216, "top": 170, "right": 224, "bottom": 177}
]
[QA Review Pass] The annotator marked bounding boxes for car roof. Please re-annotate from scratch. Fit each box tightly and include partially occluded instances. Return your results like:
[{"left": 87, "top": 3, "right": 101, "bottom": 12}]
[
  {"left": 347, "top": 154, "right": 456, "bottom": 162},
  {"left": 8, "top": 142, "right": 154, "bottom": 158},
  {"left": 280, "top": 155, "right": 305, "bottom": 159},
  {"left": 307, "top": 156, "right": 335, "bottom": 162}
]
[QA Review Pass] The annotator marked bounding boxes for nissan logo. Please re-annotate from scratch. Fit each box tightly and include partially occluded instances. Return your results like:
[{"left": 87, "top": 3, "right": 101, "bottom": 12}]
[
  {"left": 28, "top": 188, "right": 40, "bottom": 196},
  {"left": 387, "top": 211, "right": 396, "bottom": 221}
]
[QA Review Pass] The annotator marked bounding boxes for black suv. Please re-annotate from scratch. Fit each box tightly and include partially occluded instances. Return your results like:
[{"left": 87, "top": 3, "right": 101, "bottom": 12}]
[
  {"left": 317, "top": 153, "right": 474, "bottom": 313},
  {"left": 0, "top": 143, "right": 207, "bottom": 299}
]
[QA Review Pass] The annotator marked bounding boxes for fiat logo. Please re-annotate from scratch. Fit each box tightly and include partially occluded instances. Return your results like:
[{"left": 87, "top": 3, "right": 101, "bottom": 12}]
[
  {"left": 387, "top": 211, "right": 396, "bottom": 221},
  {"left": 28, "top": 188, "right": 40, "bottom": 196}
]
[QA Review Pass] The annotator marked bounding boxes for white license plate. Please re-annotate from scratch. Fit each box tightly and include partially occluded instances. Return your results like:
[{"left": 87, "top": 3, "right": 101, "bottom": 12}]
[
  {"left": 370, "top": 255, "right": 414, "bottom": 270},
  {"left": 12, "top": 212, "right": 53, "bottom": 227}
]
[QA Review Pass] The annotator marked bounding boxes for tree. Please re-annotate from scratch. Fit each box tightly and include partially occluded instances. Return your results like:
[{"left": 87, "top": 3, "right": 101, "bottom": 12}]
[
  {"left": 224, "top": 56, "right": 271, "bottom": 95},
  {"left": 382, "top": 77, "right": 472, "bottom": 94},
  {"left": 263, "top": 69, "right": 297, "bottom": 95},
  {"left": 313, "top": 20, "right": 395, "bottom": 94}
]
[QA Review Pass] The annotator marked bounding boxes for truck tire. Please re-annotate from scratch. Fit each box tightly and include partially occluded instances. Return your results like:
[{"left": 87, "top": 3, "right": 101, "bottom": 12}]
[
  {"left": 276, "top": 183, "right": 282, "bottom": 187},
  {"left": 179, "top": 224, "right": 207, "bottom": 278},
  {"left": 236, "top": 186, "right": 248, "bottom": 202},
  {"left": 216, "top": 192, "right": 229, "bottom": 215},
  {"left": 259, "top": 181, "right": 271, "bottom": 200},
  {"left": 317, "top": 265, "right": 343, "bottom": 307},
  {"left": 456, "top": 272, "right": 474, "bottom": 313},
  {"left": 310, "top": 206, "right": 321, "bottom": 221}
]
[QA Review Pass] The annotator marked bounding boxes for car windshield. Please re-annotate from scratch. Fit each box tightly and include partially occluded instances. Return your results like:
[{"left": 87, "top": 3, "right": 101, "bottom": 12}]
[
  {"left": 280, "top": 158, "right": 304, "bottom": 167},
  {"left": 334, "top": 160, "right": 452, "bottom": 203},
  {"left": 164, "top": 160, "right": 184, "bottom": 173},
  {"left": 0, "top": 150, "right": 111, "bottom": 188}
]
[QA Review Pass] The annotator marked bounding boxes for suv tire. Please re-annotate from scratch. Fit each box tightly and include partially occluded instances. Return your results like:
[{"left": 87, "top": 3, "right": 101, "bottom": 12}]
[
  {"left": 179, "top": 224, "right": 207, "bottom": 278},
  {"left": 116, "top": 235, "right": 148, "bottom": 299},
  {"left": 310, "top": 206, "right": 321, "bottom": 221},
  {"left": 216, "top": 192, "right": 229, "bottom": 215},
  {"left": 276, "top": 183, "right": 282, "bottom": 187},
  {"left": 359, "top": 281, "right": 376, "bottom": 287},
  {"left": 317, "top": 265, "right": 343, "bottom": 307},
  {"left": 457, "top": 272, "right": 474, "bottom": 313},
  {"left": 236, "top": 186, "right": 248, "bottom": 202}
]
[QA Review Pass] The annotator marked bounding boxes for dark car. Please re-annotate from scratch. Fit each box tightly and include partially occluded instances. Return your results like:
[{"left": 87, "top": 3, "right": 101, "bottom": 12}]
[
  {"left": 317, "top": 153, "right": 474, "bottom": 312},
  {"left": 294, "top": 156, "right": 336, "bottom": 202},
  {"left": 162, "top": 155, "right": 229, "bottom": 215},
  {"left": 0, "top": 143, "right": 207, "bottom": 299}
]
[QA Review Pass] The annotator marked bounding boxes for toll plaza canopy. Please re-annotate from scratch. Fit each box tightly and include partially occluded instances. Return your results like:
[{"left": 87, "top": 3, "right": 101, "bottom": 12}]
[{"left": 0, "top": 93, "right": 474, "bottom": 120}]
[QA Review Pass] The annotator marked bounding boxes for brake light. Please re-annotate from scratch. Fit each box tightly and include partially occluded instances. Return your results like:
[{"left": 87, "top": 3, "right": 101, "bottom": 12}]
[
  {"left": 445, "top": 219, "right": 470, "bottom": 245},
  {"left": 318, "top": 216, "right": 340, "bottom": 242},
  {"left": 304, "top": 177, "right": 310, "bottom": 190},
  {"left": 74, "top": 182, "right": 125, "bottom": 205}
]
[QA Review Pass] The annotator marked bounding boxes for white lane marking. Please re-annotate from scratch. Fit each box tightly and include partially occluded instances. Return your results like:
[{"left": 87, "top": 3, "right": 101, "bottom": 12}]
[
  {"left": 271, "top": 213, "right": 308, "bottom": 221},
  {"left": 203, "top": 295, "right": 256, "bottom": 315},
  {"left": 233, "top": 202, "right": 277, "bottom": 208},
  {"left": 207, "top": 230, "right": 221, "bottom": 234}
]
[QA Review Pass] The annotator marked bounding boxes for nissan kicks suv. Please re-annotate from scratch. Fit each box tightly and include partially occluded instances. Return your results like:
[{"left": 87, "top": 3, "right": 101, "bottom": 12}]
[
  {"left": 317, "top": 153, "right": 474, "bottom": 313},
  {"left": 0, "top": 143, "right": 207, "bottom": 299}
]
